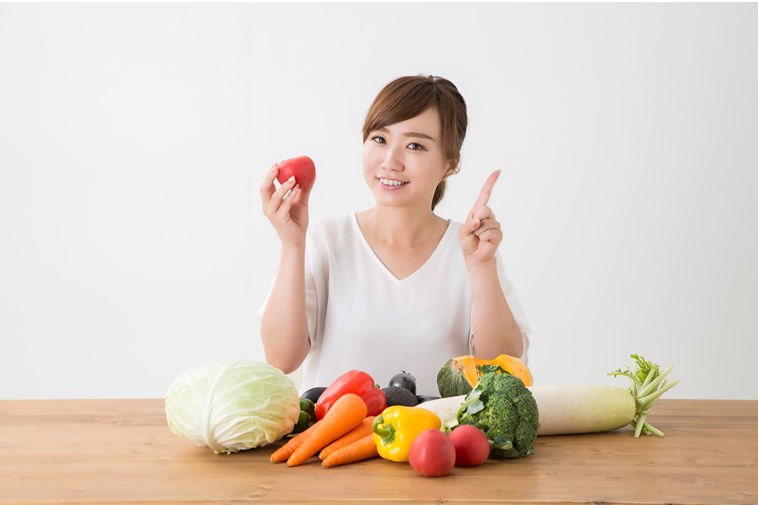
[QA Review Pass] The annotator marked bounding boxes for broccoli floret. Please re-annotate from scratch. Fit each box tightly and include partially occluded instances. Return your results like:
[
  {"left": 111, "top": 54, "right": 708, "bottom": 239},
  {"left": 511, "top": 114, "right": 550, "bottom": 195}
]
[{"left": 454, "top": 370, "right": 539, "bottom": 458}]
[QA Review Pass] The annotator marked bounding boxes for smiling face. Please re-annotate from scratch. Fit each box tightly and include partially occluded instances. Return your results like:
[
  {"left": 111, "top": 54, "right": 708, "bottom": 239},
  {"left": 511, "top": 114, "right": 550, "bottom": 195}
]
[{"left": 362, "top": 107, "right": 455, "bottom": 210}]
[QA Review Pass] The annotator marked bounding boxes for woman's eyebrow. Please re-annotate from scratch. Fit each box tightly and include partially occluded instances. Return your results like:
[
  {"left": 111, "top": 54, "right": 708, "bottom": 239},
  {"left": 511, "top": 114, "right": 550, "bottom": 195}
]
[{"left": 376, "top": 127, "right": 435, "bottom": 141}]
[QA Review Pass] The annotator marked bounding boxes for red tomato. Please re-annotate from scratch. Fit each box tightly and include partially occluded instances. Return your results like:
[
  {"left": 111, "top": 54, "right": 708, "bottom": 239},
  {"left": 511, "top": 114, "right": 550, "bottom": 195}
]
[
  {"left": 409, "top": 429, "right": 456, "bottom": 477},
  {"left": 276, "top": 156, "right": 316, "bottom": 189},
  {"left": 448, "top": 425, "right": 490, "bottom": 467}
]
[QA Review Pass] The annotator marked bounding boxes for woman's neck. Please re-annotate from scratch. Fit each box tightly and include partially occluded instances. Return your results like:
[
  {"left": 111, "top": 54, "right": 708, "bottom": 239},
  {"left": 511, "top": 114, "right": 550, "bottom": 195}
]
[{"left": 358, "top": 204, "right": 446, "bottom": 248}]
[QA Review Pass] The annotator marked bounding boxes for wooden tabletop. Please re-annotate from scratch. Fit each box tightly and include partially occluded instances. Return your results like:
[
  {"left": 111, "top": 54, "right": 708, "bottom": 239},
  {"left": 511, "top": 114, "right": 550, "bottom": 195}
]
[{"left": 1, "top": 398, "right": 756, "bottom": 505}]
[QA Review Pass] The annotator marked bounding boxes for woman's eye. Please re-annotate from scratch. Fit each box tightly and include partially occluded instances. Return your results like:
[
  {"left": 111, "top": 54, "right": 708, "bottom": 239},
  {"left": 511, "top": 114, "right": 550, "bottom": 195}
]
[{"left": 369, "top": 136, "right": 424, "bottom": 150}]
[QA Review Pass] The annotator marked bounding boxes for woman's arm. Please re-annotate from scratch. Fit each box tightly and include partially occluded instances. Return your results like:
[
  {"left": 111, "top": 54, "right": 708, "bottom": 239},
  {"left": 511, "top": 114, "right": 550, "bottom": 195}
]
[
  {"left": 260, "top": 245, "right": 310, "bottom": 374},
  {"left": 259, "top": 163, "right": 316, "bottom": 374},
  {"left": 468, "top": 260, "right": 523, "bottom": 360},
  {"left": 458, "top": 170, "right": 524, "bottom": 360}
]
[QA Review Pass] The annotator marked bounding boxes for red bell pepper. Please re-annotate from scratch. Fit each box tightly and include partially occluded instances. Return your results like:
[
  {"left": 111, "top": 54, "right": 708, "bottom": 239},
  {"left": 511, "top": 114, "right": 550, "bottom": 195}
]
[
  {"left": 315, "top": 370, "right": 387, "bottom": 419},
  {"left": 360, "top": 386, "right": 387, "bottom": 417}
]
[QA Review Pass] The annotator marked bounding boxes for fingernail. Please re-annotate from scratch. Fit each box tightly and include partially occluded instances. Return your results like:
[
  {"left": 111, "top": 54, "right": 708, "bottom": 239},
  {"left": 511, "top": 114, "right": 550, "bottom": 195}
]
[
  {"left": 287, "top": 175, "right": 295, "bottom": 184},
  {"left": 473, "top": 219, "right": 480, "bottom": 228},
  {"left": 271, "top": 165, "right": 278, "bottom": 173}
]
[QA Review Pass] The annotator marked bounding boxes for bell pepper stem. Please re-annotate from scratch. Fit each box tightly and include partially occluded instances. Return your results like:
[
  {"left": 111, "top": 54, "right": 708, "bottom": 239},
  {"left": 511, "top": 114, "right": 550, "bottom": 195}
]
[{"left": 372, "top": 414, "right": 396, "bottom": 444}]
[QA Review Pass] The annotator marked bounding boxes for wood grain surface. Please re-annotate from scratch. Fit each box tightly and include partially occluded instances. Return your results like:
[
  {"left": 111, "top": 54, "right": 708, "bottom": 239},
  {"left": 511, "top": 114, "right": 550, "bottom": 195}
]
[{"left": 1, "top": 398, "right": 756, "bottom": 505}]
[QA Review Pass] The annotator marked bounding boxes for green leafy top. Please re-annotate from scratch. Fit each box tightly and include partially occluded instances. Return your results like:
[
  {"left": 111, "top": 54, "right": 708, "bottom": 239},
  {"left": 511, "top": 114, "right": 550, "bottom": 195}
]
[
  {"left": 476, "top": 364, "right": 508, "bottom": 376},
  {"left": 608, "top": 354, "right": 679, "bottom": 438}
]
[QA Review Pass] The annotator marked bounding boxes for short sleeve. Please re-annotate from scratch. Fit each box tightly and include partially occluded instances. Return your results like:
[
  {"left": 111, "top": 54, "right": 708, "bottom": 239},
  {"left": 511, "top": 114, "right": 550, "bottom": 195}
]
[
  {"left": 468, "top": 249, "right": 531, "bottom": 365},
  {"left": 256, "top": 247, "right": 319, "bottom": 347}
]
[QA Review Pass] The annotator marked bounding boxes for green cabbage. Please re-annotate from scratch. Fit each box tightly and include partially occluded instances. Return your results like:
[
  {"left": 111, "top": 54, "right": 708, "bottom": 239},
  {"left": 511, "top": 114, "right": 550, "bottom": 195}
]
[{"left": 165, "top": 359, "right": 300, "bottom": 454}]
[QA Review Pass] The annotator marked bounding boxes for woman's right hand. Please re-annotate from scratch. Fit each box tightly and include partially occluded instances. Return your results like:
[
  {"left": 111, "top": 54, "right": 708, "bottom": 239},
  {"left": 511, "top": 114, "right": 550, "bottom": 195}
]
[{"left": 260, "top": 163, "right": 315, "bottom": 248}]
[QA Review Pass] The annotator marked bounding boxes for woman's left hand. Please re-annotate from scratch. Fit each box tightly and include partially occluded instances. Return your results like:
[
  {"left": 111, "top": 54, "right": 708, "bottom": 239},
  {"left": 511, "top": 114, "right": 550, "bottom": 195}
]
[{"left": 458, "top": 170, "right": 502, "bottom": 266}]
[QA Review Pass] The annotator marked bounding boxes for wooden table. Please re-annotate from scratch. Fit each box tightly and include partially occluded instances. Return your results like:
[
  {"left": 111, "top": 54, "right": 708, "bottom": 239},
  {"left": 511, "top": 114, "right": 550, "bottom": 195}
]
[{"left": 1, "top": 399, "right": 756, "bottom": 505}]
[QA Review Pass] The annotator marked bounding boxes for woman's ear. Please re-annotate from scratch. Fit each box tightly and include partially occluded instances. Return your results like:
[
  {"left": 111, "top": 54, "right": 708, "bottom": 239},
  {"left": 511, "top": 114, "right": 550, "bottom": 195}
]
[{"left": 441, "top": 159, "right": 458, "bottom": 181}]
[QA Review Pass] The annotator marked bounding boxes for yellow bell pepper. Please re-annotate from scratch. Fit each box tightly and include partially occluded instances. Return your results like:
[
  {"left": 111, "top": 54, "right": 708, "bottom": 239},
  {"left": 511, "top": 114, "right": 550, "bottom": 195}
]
[{"left": 372, "top": 406, "right": 442, "bottom": 462}]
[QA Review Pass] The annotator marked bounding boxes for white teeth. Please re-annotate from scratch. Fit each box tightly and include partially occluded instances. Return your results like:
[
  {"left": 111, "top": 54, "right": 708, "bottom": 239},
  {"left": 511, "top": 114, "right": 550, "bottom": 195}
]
[{"left": 379, "top": 178, "right": 407, "bottom": 186}]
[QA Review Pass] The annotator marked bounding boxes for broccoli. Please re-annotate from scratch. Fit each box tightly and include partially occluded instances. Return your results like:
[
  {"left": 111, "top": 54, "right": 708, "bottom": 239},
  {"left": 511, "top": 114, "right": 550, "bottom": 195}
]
[{"left": 453, "top": 368, "right": 539, "bottom": 458}]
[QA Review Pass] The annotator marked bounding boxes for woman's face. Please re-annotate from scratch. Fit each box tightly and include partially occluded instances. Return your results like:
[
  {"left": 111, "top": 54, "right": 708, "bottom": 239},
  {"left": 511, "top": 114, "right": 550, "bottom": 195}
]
[{"left": 362, "top": 107, "right": 454, "bottom": 210}]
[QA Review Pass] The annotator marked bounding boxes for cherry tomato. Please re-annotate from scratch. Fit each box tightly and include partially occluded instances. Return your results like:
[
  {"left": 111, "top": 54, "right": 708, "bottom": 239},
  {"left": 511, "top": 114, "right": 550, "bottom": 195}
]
[
  {"left": 448, "top": 424, "right": 490, "bottom": 467},
  {"left": 276, "top": 156, "right": 316, "bottom": 189},
  {"left": 409, "top": 429, "right": 456, "bottom": 477}
]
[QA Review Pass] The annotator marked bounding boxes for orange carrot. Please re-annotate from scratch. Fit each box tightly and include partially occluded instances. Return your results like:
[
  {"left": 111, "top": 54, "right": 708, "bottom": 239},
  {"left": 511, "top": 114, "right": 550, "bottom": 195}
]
[
  {"left": 270, "top": 423, "right": 319, "bottom": 463},
  {"left": 319, "top": 416, "right": 376, "bottom": 460},
  {"left": 287, "top": 393, "right": 367, "bottom": 467},
  {"left": 322, "top": 434, "right": 379, "bottom": 468}
]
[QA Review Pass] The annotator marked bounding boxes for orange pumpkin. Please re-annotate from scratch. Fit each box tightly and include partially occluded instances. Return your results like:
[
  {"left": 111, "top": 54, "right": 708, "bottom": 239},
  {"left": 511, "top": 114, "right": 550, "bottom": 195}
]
[{"left": 437, "top": 354, "right": 532, "bottom": 398}]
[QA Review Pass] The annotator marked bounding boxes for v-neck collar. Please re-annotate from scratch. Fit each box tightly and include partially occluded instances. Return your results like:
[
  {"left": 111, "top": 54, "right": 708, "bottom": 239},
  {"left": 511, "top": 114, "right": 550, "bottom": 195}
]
[{"left": 350, "top": 212, "right": 453, "bottom": 287}]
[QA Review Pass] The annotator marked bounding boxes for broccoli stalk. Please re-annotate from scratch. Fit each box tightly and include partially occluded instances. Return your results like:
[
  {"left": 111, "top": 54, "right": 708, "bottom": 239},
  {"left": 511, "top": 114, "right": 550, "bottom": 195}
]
[{"left": 608, "top": 354, "right": 679, "bottom": 438}]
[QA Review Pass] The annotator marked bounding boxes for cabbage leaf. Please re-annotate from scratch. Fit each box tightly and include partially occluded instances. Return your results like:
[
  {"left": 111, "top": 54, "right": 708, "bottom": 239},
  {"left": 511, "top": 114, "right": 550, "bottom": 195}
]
[{"left": 165, "top": 359, "right": 300, "bottom": 454}]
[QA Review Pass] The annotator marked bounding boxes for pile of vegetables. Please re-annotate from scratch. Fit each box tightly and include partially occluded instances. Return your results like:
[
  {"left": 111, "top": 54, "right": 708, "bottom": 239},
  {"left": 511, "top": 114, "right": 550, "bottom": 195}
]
[
  {"left": 421, "top": 354, "right": 679, "bottom": 440},
  {"left": 271, "top": 385, "right": 488, "bottom": 476},
  {"left": 165, "top": 353, "right": 679, "bottom": 477}
]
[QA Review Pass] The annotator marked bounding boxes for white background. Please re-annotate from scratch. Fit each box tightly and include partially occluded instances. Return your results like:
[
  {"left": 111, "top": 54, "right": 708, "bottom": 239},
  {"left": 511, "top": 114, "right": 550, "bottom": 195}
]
[{"left": 1, "top": 3, "right": 756, "bottom": 400}]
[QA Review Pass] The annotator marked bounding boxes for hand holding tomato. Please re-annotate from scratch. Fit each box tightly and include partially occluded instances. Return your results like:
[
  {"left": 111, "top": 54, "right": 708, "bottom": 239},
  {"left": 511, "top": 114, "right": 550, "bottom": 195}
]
[
  {"left": 276, "top": 156, "right": 316, "bottom": 189},
  {"left": 260, "top": 156, "right": 317, "bottom": 248},
  {"left": 457, "top": 170, "right": 503, "bottom": 266}
]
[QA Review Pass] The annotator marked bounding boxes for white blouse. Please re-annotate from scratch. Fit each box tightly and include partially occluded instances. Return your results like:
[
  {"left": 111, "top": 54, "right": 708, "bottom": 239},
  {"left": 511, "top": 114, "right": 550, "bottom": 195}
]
[{"left": 258, "top": 212, "right": 531, "bottom": 397}]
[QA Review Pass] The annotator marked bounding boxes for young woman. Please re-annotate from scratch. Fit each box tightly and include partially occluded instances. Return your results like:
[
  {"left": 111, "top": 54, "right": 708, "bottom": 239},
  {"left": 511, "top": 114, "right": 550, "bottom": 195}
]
[{"left": 258, "top": 75, "right": 530, "bottom": 396}]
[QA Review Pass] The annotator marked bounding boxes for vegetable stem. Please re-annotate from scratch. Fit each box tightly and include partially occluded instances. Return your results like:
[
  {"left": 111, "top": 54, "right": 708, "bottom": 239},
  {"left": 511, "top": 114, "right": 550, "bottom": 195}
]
[
  {"left": 638, "top": 379, "right": 680, "bottom": 410},
  {"left": 629, "top": 376, "right": 638, "bottom": 396},
  {"left": 639, "top": 366, "right": 657, "bottom": 391},
  {"left": 372, "top": 415, "right": 396, "bottom": 444},
  {"left": 638, "top": 365, "right": 673, "bottom": 398},
  {"left": 456, "top": 392, "right": 482, "bottom": 425},
  {"left": 608, "top": 355, "right": 679, "bottom": 438},
  {"left": 633, "top": 413, "right": 647, "bottom": 438},
  {"left": 488, "top": 438, "right": 513, "bottom": 451},
  {"left": 643, "top": 422, "right": 664, "bottom": 437}
]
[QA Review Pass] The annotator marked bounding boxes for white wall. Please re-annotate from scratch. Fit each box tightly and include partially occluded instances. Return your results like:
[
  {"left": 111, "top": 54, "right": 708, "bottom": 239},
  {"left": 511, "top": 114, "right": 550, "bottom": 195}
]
[{"left": 1, "top": 3, "right": 756, "bottom": 400}]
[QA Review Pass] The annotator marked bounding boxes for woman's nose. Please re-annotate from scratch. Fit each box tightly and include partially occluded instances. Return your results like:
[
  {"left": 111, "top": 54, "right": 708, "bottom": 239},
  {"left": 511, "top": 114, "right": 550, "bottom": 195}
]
[{"left": 381, "top": 144, "right": 404, "bottom": 172}]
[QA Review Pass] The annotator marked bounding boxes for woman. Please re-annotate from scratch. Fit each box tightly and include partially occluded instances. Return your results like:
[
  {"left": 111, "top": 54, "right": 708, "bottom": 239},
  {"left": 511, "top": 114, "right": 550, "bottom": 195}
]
[{"left": 258, "top": 75, "right": 530, "bottom": 396}]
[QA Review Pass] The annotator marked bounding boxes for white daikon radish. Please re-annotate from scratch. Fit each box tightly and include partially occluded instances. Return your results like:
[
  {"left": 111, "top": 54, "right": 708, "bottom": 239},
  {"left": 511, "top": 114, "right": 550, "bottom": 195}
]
[
  {"left": 418, "top": 395, "right": 467, "bottom": 432},
  {"left": 419, "top": 355, "right": 679, "bottom": 438},
  {"left": 527, "top": 385, "right": 635, "bottom": 435}
]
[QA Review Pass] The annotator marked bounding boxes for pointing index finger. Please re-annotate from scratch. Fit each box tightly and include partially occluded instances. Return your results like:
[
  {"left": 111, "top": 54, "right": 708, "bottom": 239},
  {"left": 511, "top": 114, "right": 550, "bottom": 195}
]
[{"left": 471, "top": 169, "right": 501, "bottom": 214}]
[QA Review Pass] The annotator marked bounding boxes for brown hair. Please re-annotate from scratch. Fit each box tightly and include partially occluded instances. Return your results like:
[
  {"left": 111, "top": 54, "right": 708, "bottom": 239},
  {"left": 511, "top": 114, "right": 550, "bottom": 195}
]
[{"left": 362, "top": 75, "right": 468, "bottom": 210}]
